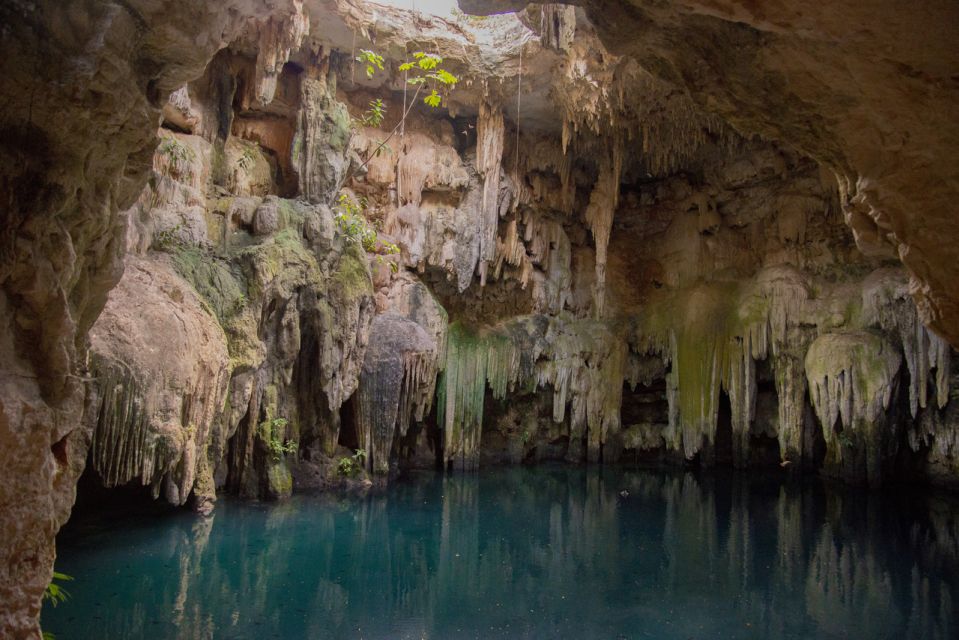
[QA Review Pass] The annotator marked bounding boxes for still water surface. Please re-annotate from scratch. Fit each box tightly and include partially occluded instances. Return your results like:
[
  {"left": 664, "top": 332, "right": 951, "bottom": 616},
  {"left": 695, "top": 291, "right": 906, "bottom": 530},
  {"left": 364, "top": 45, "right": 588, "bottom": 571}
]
[{"left": 45, "top": 467, "right": 959, "bottom": 639}]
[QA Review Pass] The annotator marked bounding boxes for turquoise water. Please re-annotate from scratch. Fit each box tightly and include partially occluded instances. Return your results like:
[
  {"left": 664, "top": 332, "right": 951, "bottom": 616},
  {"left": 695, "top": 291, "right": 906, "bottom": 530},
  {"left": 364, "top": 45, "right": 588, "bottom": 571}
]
[{"left": 45, "top": 467, "right": 959, "bottom": 639}]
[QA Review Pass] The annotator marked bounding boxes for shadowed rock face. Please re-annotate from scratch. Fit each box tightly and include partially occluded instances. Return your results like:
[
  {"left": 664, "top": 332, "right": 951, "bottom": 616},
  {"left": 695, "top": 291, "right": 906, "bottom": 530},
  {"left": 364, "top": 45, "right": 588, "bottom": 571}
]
[
  {"left": 462, "top": 0, "right": 959, "bottom": 346},
  {"left": 0, "top": 0, "right": 303, "bottom": 635}
]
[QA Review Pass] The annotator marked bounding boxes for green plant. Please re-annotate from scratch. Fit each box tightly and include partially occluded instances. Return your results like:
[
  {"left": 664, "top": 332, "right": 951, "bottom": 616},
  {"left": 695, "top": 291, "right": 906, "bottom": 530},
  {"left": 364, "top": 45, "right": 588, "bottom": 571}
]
[
  {"left": 335, "top": 194, "right": 378, "bottom": 252},
  {"left": 43, "top": 571, "right": 72, "bottom": 608},
  {"left": 399, "top": 52, "right": 458, "bottom": 108},
  {"left": 157, "top": 137, "right": 196, "bottom": 179},
  {"left": 232, "top": 291, "right": 247, "bottom": 315},
  {"left": 337, "top": 448, "right": 367, "bottom": 477},
  {"left": 350, "top": 50, "right": 458, "bottom": 175},
  {"left": 236, "top": 145, "right": 260, "bottom": 171},
  {"left": 356, "top": 49, "right": 384, "bottom": 79},
  {"left": 360, "top": 98, "right": 387, "bottom": 128},
  {"left": 334, "top": 194, "right": 400, "bottom": 267},
  {"left": 262, "top": 417, "right": 298, "bottom": 461},
  {"left": 154, "top": 222, "right": 183, "bottom": 251}
]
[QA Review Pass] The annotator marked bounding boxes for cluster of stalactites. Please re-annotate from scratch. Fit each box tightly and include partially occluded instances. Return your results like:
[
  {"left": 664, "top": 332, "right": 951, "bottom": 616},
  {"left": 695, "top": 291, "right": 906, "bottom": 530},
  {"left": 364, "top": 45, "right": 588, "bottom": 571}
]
[
  {"left": 535, "top": 319, "right": 627, "bottom": 461},
  {"left": 438, "top": 323, "right": 521, "bottom": 470},
  {"left": 88, "top": 357, "right": 229, "bottom": 505},
  {"left": 396, "top": 132, "right": 470, "bottom": 207},
  {"left": 638, "top": 268, "right": 812, "bottom": 464},
  {"left": 557, "top": 50, "right": 735, "bottom": 179},
  {"left": 491, "top": 211, "right": 572, "bottom": 314},
  {"left": 862, "top": 268, "right": 951, "bottom": 420},
  {"left": 437, "top": 316, "right": 627, "bottom": 467},
  {"left": 253, "top": 0, "right": 310, "bottom": 106},
  {"left": 804, "top": 332, "right": 902, "bottom": 485},
  {"left": 476, "top": 101, "right": 506, "bottom": 285}
]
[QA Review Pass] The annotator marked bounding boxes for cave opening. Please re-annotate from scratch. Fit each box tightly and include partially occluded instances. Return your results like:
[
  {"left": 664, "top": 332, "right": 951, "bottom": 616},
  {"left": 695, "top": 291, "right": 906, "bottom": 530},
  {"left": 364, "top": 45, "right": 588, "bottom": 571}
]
[
  {"left": 338, "top": 394, "right": 360, "bottom": 452},
  {"left": 68, "top": 458, "right": 182, "bottom": 527},
  {"left": 713, "top": 389, "right": 734, "bottom": 466},
  {"left": 619, "top": 378, "right": 671, "bottom": 466}
]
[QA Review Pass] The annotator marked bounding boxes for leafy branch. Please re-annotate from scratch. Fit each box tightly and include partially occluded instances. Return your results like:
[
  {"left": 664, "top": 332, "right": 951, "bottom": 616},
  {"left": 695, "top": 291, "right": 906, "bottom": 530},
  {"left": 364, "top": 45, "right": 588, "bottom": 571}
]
[
  {"left": 350, "top": 51, "right": 458, "bottom": 178},
  {"left": 261, "top": 417, "right": 297, "bottom": 462},
  {"left": 43, "top": 571, "right": 73, "bottom": 608},
  {"left": 337, "top": 449, "right": 367, "bottom": 477},
  {"left": 356, "top": 49, "right": 384, "bottom": 79}
]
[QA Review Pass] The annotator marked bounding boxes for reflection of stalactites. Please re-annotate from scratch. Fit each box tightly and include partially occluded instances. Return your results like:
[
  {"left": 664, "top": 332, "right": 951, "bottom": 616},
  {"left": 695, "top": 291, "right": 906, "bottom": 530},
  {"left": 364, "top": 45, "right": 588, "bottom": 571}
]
[
  {"left": 476, "top": 101, "right": 506, "bottom": 286},
  {"left": 173, "top": 515, "right": 215, "bottom": 627},
  {"left": 805, "top": 524, "right": 902, "bottom": 636}
]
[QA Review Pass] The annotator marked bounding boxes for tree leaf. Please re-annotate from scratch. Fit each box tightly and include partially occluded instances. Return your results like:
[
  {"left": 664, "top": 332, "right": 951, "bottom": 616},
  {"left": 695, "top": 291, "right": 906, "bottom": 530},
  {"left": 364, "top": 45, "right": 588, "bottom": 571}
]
[{"left": 424, "top": 90, "right": 442, "bottom": 108}]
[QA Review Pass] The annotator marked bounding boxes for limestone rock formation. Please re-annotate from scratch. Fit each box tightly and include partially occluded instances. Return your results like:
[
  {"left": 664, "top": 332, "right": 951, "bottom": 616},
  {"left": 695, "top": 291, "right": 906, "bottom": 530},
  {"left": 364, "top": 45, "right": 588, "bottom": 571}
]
[
  {"left": 0, "top": 0, "right": 958, "bottom": 636},
  {"left": 86, "top": 256, "right": 231, "bottom": 511}
]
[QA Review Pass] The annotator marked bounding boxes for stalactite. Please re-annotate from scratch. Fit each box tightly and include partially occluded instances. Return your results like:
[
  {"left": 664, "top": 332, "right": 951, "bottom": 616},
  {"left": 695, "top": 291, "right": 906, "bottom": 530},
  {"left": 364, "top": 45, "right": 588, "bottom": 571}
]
[
  {"left": 774, "top": 353, "right": 807, "bottom": 463},
  {"left": 88, "top": 353, "right": 229, "bottom": 505},
  {"left": 354, "top": 314, "right": 438, "bottom": 474},
  {"left": 539, "top": 4, "right": 577, "bottom": 52},
  {"left": 253, "top": 0, "right": 310, "bottom": 106},
  {"left": 476, "top": 101, "right": 506, "bottom": 285},
  {"left": 395, "top": 133, "right": 470, "bottom": 207},
  {"left": 584, "top": 137, "right": 622, "bottom": 316},
  {"left": 535, "top": 318, "right": 627, "bottom": 461},
  {"left": 637, "top": 268, "right": 812, "bottom": 464},
  {"left": 722, "top": 335, "right": 757, "bottom": 466}
]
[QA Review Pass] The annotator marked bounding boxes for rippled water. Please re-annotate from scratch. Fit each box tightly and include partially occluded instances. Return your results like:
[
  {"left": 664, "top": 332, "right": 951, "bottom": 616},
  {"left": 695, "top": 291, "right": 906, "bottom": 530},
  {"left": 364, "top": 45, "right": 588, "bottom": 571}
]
[{"left": 45, "top": 467, "right": 959, "bottom": 639}]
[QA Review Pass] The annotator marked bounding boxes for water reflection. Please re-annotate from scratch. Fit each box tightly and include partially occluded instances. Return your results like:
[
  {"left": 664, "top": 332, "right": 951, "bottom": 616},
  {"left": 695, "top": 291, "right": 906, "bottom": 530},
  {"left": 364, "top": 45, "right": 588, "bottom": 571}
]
[{"left": 47, "top": 468, "right": 959, "bottom": 639}]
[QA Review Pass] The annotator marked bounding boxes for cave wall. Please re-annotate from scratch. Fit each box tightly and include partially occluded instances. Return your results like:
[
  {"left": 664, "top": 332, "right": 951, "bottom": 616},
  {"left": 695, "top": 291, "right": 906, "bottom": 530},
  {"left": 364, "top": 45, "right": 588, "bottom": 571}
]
[
  {"left": 0, "top": 0, "right": 312, "bottom": 635},
  {"left": 1, "top": 0, "right": 958, "bottom": 636}
]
